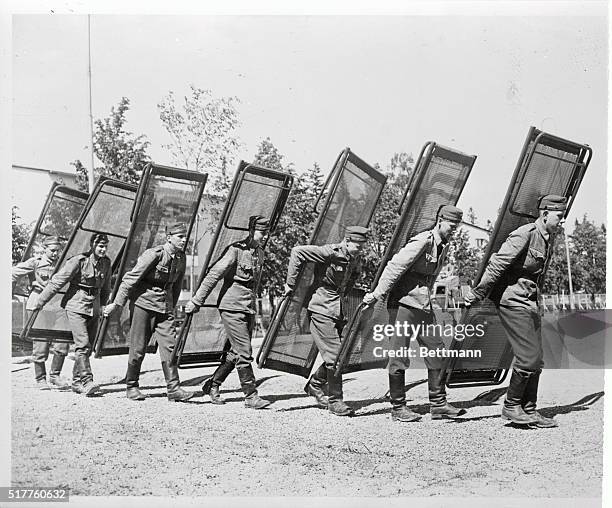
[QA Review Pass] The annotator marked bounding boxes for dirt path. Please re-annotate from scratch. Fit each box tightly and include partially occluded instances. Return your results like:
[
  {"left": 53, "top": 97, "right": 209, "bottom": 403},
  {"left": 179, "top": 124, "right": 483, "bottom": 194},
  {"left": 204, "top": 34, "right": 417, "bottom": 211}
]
[{"left": 11, "top": 352, "right": 604, "bottom": 500}]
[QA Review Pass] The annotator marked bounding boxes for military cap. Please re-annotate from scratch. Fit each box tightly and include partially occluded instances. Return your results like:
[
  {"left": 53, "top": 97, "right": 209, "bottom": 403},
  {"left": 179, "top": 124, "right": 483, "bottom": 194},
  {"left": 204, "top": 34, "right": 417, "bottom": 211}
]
[
  {"left": 538, "top": 194, "right": 567, "bottom": 211},
  {"left": 249, "top": 215, "right": 270, "bottom": 231},
  {"left": 438, "top": 205, "right": 463, "bottom": 223},
  {"left": 166, "top": 222, "right": 187, "bottom": 235},
  {"left": 345, "top": 226, "right": 369, "bottom": 243},
  {"left": 43, "top": 236, "right": 61, "bottom": 247},
  {"left": 89, "top": 232, "right": 109, "bottom": 247}
]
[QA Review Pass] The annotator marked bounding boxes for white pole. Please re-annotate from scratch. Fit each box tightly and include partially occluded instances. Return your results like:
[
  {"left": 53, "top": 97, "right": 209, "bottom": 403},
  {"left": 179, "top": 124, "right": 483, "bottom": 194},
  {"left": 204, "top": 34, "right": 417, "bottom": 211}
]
[
  {"left": 563, "top": 230, "right": 575, "bottom": 310},
  {"left": 87, "top": 15, "right": 95, "bottom": 192}
]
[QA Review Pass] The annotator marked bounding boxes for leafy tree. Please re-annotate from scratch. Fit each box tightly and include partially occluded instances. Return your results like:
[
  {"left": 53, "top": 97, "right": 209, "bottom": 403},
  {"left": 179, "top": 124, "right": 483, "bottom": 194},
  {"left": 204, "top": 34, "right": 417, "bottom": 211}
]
[
  {"left": 158, "top": 85, "right": 241, "bottom": 193},
  {"left": 12, "top": 206, "right": 32, "bottom": 263},
  {"left": 568, "top": 215, "right": 606, "bottom": 294},
  {"left": 255, "top": 138, "right": 323, "bottom": 309},
  {"left": 71, "top": 97, "right": 150, "bottom": 190},
  {"left": 542, "top": 227, "right": 569, "bottom": 294},
  {"left": 360, "top": 153, "right": 414, "bottom": 288},
  {"left": 444, "top": 226, "right": 482, "bottom": 285}
]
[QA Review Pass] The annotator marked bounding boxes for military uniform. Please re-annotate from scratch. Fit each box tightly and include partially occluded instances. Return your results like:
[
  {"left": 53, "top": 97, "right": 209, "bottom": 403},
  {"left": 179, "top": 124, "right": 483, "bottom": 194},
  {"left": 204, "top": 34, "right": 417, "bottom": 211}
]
[
  {"left": 188, "top": 215, "right": 271, "bottom": 409},
  {"left": 37, "top": 236, "right": 112, "bottom": 396},
  {"left": 113, "top": 229, "right": 190, "bottom": 402},
  {"left": 367, "top": 205, "right": 465, "bottom": 421},
  {"left": 12, "top": 238, "right": 69, "bottom": 388},
  {"left": 286, "top": 226, "right": 367, "bottom": 416},
  {"left": 467, "top": 195, "right": 565, "bottom": 427}
]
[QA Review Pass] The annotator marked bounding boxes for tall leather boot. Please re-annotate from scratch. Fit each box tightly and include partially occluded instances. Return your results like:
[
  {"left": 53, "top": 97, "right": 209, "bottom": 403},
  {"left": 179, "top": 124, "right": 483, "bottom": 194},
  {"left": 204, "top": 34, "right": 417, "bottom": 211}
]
[
  {"left": 49, "top": 354, "right": 70, "bottom": 390},
  {"left": 522, "top": 370, "right": 557, "bottom": 428},
  {"left": 388, "top": 371, "right": 420, "bottom": 422},
  {"left": 161, "top": 361, "right": 194, "bottom": 402},
  {"left": 202, "top": 360, "right": 235, "bottom": 405},
  {"left": 237, "top": 365, "right": 271, "bottom": 409},
  {"left": 327, "top": 367, "right": 353, "bottom": 416},
  {"left": 71, "top": 359, "right": 85, "bottom": 394},
  {"left": 125, "top": 360, "right": 146, "bottom": 401},
  {"left": 428, "top": 369, "right": 466, "bottom": 420},
  {"left": 303, "top": 362, "right": 329, "bottom": 409},
  {"left": 501, "top": 368, "right": 533, "bottom": 424},
  {"left": 33, "top": 362, "right": 50, "bottom": 390},
  {"left": 78, "top": 355, "right": 100, "bottom": 397}
]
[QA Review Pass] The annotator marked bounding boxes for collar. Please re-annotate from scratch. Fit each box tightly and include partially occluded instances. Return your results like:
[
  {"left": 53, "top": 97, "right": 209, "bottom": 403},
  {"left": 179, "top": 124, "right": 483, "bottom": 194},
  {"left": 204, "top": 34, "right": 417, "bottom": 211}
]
[
  {"left": 88, "top": 252, "right": 100, "bottom": 265},
  {"left": 339, "top": 241, "right": 353, "bottom": 261},
  {"left": 164, "top": 242, "right": 177, "bottom": 258},
  {"left": 534, "top": 217, "right": 550, "bottom": 242},
  {"left": 432, "top": 227, "right": 446, "bottom": 247}
]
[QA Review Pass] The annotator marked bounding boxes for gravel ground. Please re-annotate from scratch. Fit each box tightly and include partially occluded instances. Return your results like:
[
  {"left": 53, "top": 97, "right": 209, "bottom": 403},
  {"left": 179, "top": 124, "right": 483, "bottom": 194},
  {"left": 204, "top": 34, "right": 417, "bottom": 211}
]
[{"left": 11, "top": 345, "right": 604, "bottom": 500}]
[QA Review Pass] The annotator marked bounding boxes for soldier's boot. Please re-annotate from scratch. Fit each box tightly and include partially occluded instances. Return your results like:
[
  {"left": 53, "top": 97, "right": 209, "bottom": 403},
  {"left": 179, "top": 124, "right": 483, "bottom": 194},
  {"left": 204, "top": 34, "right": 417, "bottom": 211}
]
[
  {"left": 202, "top": 361, "right": 235, "bottom": 405},
  {"left": 428, "top": 369, "right": 467, "bottom": 420},
  {"left": 71, "top": 360, "right": 85, "bottom": 394},
  {"left": 237, "top": 365, "right": 271, "bottom": 409},
  {"left": 501, "top": 368, "right": 533, "bottom": 424},
  {"left": 388, "top": 371, "right": 421, "bottom": 422},
  {"left": 125, "top": 360, "right": 147, "bottom": 401},
  {"left": 303, "top": 362, "right": 329, "bottom": 409},
  {"left": 48, "top": 354, "right": 71, "bottom": 390},
  {"left": 33, "top": 361, "right": 50, "bottom": 391},
  {"left": 522, "top": 370, "right": 558, "bottom": 428},
  {"left": 327, "top": 367, "right": 354, "bottom": 417},
  {"left": 161, "top": 361, "right": 194, "bottom": 402},
  {"left": 78, "top": 355, "right": 100, "bottom": 397}
]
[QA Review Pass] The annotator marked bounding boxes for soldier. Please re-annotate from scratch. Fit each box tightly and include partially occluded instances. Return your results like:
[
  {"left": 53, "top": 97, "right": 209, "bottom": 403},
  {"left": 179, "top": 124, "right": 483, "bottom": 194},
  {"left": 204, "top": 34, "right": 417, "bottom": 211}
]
[
  {"left": 35, "top": 233, "right": 112, "bottom": 396},
  {"left": 464, "top": 195, "right": 566, "bottom": 428},
  {"left": 184, "top": 215, "right": 271, "bottom": 410},
  {"left": 363, "top": 205, "right": 467, "bottom": 422},
  {"left": 283, "top": 226, "right": 368, "bottom": 417},
  {"left": 12, "top": 236, "right": 70, "bottom": 390},
  {"left": 103, "top": 223, "right": 193, "bottom": 402}
]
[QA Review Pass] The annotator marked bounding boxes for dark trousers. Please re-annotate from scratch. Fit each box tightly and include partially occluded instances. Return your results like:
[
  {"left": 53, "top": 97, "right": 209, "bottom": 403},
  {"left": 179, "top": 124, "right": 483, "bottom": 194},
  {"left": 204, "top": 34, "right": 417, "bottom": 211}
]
[
  {"left": 308, "top": 311, "right": 344, "bottom": 367},
  {"left": 219, "top": 310, "right": 254, "bottom": 369},
  {"left": 497, "top": 305, "right": 543, "bottom": 372},
  {"left": 65, "top": 310, "right": 98, "bottom": 359},
  {"left": 128, "top": 305, "right": 176, "bottom": 364},
  {"left": 387, "top": 305, "right": 445, "bottom": 374}
]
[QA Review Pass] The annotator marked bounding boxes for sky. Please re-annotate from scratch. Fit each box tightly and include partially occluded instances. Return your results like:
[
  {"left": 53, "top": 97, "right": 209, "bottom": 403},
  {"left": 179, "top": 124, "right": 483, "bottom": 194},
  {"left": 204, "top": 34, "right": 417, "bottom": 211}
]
[{"left": 10, "top": 5, "right": 608, "bottom": 229}]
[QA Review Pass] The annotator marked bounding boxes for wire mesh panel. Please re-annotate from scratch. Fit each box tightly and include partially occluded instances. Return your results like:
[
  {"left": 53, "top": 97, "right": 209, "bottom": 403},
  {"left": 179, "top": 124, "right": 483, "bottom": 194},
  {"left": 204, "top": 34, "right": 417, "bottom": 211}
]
[
  {"left": 21, "top": 179, "right": 137, "bottom": 342},
  {"left": 257, "top": 148, "right": 387, "bottom": 378},
  {"left": 444, "top": 127, "right": 592, "bottom": 388},
  {"left": 12, "top": 183, "right": 89, "bottom": 337},
  {"left": 94, "top": 164, "right": 207, "bottom": 357},
  {"left": 335, "top": 142, "right": 476, "bottom": 374},
  {"left": 173, "top": 162, "right": 293, "bottom": 367}
]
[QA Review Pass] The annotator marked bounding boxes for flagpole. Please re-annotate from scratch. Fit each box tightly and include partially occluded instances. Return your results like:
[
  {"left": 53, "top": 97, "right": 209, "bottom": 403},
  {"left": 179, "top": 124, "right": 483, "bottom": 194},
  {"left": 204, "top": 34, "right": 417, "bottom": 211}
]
[{"left": 87, "top": 14, "right": 95, "bottom": 192}]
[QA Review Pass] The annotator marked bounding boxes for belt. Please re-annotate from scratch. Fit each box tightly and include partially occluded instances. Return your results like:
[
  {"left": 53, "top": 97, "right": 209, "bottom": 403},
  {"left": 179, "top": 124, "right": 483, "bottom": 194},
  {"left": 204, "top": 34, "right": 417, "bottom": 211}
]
[{"left": 78, "top": 284, "right": 99, "bottom": 296}]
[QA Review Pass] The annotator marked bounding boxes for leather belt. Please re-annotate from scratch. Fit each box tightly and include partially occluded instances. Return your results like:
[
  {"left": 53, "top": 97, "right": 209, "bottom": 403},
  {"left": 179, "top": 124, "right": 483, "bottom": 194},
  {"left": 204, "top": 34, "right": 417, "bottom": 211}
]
[{"left": 78, "top": 284, "right": 99, "bottom": 296}]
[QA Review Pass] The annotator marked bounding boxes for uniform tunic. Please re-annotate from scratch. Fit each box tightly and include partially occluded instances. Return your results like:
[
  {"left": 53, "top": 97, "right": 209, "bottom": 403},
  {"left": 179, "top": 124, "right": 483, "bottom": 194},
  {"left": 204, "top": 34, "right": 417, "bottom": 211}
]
[
  {"left": 285, "top": 243, "right": 362, "bottom": 366},
  {"left": 37, "top": 253, "right": 112, "bottom": 355},
  {"left": 371, "top": 228, "right": 449, "bottom": 372},
  {"left": 113, "top": 244, "right": 186, "bottom": 364},
  {"left": 471, "top": 218, "right": 552, "bottom": 371},
  {"left": 12, "top": 254, "right": 57, "bottom": 310},
  {"left": 191, "top": 239, "right": 264, "bottom": 368},
  {"left": 12, "top": 254, "right": 69, "bottom": 360}
]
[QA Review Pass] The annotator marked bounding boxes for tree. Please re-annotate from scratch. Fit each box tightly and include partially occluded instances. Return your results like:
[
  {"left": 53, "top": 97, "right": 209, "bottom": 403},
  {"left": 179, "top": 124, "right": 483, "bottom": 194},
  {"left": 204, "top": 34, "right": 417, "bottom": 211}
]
[
  {"left": 255, "top": 139, "right": 323, "bottom": 309},
  {"left": 568, "top": 215, "right": 606, "bottom": 294},
  {"left": 71, "top": 97, "right": 151, "bottom": 190},
  {"left": 444, "top": 227, "right": 482, "bottom": 285},
  {"left": 360, "top": 153, "right": 414, "bottom": 288},
  {"left": 542, "top": 227, "right": 569, "bottom": 294},
  {"left": 12, "top": 206, "right": 32, "bottom": 263},
  {"left": 158, "top": 85, "right": 241, "bottom": 193}
]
